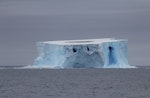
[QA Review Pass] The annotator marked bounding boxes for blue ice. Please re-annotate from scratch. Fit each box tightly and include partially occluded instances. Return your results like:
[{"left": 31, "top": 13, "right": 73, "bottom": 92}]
[{"left": 33, "top": 38, "right": 134, "bottom": 68}]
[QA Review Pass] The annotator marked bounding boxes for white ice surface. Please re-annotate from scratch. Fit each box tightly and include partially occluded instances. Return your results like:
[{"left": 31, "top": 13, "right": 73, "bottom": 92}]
[{"left": 33, "top": 38, "right": 135, "bottom": 68}]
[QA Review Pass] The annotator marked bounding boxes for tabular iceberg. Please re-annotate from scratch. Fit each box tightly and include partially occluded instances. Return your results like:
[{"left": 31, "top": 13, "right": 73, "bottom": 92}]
[{"left": 33, "top": 38, "right": 134, "bottom": 68}]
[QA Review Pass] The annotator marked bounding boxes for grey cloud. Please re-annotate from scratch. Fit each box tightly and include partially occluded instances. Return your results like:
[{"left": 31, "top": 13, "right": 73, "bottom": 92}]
[{"left": 0, "top": 0, "right": 150, "bottom": 66}]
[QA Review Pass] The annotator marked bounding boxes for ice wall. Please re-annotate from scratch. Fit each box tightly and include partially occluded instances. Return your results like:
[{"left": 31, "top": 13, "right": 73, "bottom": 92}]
[{"left": 33, "top": 38, "right": 134, "bottom": 68}]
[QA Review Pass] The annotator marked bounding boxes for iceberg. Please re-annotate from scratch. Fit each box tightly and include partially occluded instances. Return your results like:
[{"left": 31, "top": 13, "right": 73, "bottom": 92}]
[{"left": 33, "top": 38, "right": 134, "bottom": 68}]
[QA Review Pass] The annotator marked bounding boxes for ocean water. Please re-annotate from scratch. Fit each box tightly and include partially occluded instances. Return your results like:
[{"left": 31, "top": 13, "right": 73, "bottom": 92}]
[
  {"left": 0, "top": 65, "right": 143, "bottom": 69},
  {"left": 0, "top": 67, "right": 150, "bottom": 98}
]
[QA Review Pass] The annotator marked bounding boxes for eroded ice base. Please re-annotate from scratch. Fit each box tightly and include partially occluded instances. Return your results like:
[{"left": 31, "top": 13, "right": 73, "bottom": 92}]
[{"left": 33, "top": 38, "right": 135, "bottom": 68}]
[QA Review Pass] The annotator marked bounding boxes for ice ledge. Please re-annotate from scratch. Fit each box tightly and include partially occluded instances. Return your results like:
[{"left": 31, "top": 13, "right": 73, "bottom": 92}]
[
  {"left": 37, "top": 38, "right": 127, "bottom": 45},
  {"left": 33, "top": 38, "right": 135, "bottom": 68}
]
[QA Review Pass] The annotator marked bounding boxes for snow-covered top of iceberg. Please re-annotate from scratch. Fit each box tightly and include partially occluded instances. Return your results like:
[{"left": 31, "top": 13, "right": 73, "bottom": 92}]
[{"left": 38, "top": 38, "right": 127, "bottom": 45}]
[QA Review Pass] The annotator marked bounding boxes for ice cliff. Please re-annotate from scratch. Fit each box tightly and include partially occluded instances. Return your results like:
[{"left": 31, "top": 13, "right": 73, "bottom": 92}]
[{"left": 33, "top": 38, "right": 134, "bottom": 68}]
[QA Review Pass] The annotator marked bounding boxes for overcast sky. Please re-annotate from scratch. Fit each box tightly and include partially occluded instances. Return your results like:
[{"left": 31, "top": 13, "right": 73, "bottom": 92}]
[{"left": 0, "top": 0, "right": 150, "bottom": 66}]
